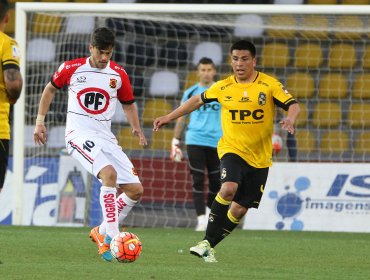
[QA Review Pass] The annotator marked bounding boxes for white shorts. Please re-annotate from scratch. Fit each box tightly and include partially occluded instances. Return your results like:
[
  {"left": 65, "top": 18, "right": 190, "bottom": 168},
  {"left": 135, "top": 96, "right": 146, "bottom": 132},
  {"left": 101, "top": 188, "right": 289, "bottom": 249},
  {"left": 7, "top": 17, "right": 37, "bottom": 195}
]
[{"left": 66, "top": 135, "right": 140, "bottom": 185}]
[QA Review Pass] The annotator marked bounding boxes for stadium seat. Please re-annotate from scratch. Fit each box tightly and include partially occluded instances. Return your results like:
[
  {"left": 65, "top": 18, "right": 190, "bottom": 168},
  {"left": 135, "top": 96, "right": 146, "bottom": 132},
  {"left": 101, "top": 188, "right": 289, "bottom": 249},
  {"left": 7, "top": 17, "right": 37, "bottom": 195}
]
[
  {"left": 47, "top": 126, "right": 66, "bottom": 149},
  {"left": 142, "top": 99, "right": 172, "bottom": 126},
  {"left": 4, "top": 8, "right": 15, "bottom": 35},
  {"left": 27, "top": 38, "right": 56, "bottom": 62},
  {"left": 31, "top": 14, "right": 62, "bottom": 34},
  {"left": 341, "top": 0, "right": 369, "bottom": 4},
  {"left": 111, "top": 103, "right": 129, "bottom": 124},
  {"left": 300, "top": 15, "right": 329, "bottom": 39},
  {"left": 334, "top": 16, "right": 365, "bottom": 40},
  {"left": 65, "top": 16, "right": 95, "bottom": 34},
  {"left": 183, "top": 71, "right": 198, "bottom": 90},
  {"left": 295, "top": 129, "right": 316, "bottom": 153},
  {"left": 352, "top": 73, "right": 370, "bottom": 99},
  {"left": 307, "top": 0, "right": 337, "bottom": 4},
  {"left": 105, "top": 18, "right": 127, "bottom": 36},
  {"left": 107, "top": 0, "right": 137, "bottom": 2},
  {"left": 294, "top": 43, "right": 323, "bottom": 69},
  {"left": 354, "top": 132, "right": 370, "bottom": 154},
  {"left": 294, "top": 102, "right": 308, "bottom": 128},
  {"left": 266, "top": 15, "right": 297, "bottom": 39},
  {"left": 274, "top": 0, "right": 304, "bottom": 3},
  {"left": 125, "top": 67, "right": 145, "bottom": 97},
  {"left": 192, "top": 42, "right": 223, "bottom": 66},
  {"left": 149, "top": 71, "right": 180, "bottom": 97},
  {"left": 312, "top": 102, "right": 342, "bottom": 128},
  {"left": 260, "top": 42, "right": 290, "bottom": 68},
  {"left": 320, "top": 130, "right": 350, "bottom": 154},
  {"left": 150, "top": 128, "right": 173, "bottom": 150},
  {"left": 348, "top": 103, "right": 370, "bottom": 129},
  {"left": 126, "top": 40, "right": 156, "bottom": 67},
  {"left": 318, "top": 73, "right": 348, "bottom": 99},
  {"left": 117, "top": 127, "right": 144, "bottom": 150},
  {"left": 73, "top": 0, "right": 104, "bottom": 2},
  {"left": 328, "top": 44, "right": 357, "bottom": 69},
  {"left": 233, "top": 14, "right": 264, "bottom": 38},
  {"left": 59, "top": 37, "right": 89, "bottom": 62},
  {"left": 362, "top": 45, "right": 370, "bottom": 69},
  {"left": 158, "top": 41, "right": 188, "bottom": 68},
  {"left": 286, "top": 72, "right": 315, "bottom": 99}
]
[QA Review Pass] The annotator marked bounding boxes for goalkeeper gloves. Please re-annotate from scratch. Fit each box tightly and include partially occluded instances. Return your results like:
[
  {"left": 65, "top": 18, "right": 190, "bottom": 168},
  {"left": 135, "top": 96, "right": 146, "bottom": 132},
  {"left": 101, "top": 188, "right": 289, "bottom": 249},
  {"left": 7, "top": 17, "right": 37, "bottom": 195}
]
[{"left": 170, "top": 138, "right": 183, "bottom": 162}]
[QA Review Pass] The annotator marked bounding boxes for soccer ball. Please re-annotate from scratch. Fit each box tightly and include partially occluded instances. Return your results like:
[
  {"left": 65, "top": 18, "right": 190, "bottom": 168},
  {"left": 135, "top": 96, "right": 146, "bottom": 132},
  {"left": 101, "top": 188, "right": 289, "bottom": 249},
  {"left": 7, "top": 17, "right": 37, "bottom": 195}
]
[
  {"left": 272, "top": 133, "right": 283, "bottom": 155},
  {"left": 110, "top": 232, "right": 142, "bottom": 263}
]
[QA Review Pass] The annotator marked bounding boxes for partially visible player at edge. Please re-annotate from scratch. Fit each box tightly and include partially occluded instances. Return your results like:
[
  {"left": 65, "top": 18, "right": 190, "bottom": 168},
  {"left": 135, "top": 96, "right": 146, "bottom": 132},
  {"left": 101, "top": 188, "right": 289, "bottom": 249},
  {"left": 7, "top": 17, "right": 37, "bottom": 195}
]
[
  {"left": 0, "top": 0, "right": 23, "bottom": 193},
  {"left": 34, "top": 27, "right": 147, "bottom": 262},
  {"left": 153, "top": 40, "right": 300, "bottom": 263},
  {"left": 171, "top": 57, "right": 221, "bottom": 231}
]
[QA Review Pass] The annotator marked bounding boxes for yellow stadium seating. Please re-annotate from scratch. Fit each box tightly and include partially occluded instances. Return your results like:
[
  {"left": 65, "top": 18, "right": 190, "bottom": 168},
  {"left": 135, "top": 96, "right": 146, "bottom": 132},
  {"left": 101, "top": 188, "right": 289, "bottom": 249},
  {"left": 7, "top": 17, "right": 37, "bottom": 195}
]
[
  {"left": 328, "top": 44, "right": 357, "bottom": 69},
  {"left": 352, "top": 74, "right": 370, "bottom": 99},
  {"left": 348, "top": 103, "right": 370, "bottom": 129},
  {"left": 286, "top": 72, "right": 315, "bottom": 99},
  {"left": 117, "top": 127, "right": 144, "bottom": 150},
  {"left": 312, "top": 102, "right": 342, "bottom": 128},
  {"left": 342, "top": 0, "right": 369, "bottom": 4},
  {"left": 354, "top": 132, "right": 370, "bottom": 154},
  {"left": 150, "top": 128, "right": 173, "bottom": 150},
  {"left": 320, "top": 130, "right": 350, "bottom": 154},
  {"left": 318, "top": 73, "right": 348, "bottom": 99},
  {"left": 183, "top": 71, "right": 198, "bottom": 90},
  {"left": 294, "top": 43, "right": 323, "bottom": 69},
  {"left": 334, "top": 16, "right": 365, "bottom": 40},
  {"left": 362, "top": 45, "right": 370, "bottom": 69},
  {"left": 300, "top": 16, "right": 329, "bottom": 40},
  {"left": 32, "top": 14, "right": 62, "bottom": 34},
  {"left": 260, "top": 42, "right": 290, "bottom": 68},
  {"left": 266, "top": 15, "right": 297, "bottom": 39},
  {"left": 295, "top": 102, "right": 308, "bottom": 128},
  {"left": 142, "top": 99, "right": 172, "bottom": 126},
  {"left": 295, "top": 129, "right": 316, "bottom": 153}
]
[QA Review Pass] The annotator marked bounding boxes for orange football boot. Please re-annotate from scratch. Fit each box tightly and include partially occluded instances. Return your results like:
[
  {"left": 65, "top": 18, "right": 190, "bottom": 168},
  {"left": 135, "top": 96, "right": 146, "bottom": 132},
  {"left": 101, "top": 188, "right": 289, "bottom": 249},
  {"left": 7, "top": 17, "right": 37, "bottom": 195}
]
[{"left": 89, "top": 226, "right": 113, "bottom": 262}]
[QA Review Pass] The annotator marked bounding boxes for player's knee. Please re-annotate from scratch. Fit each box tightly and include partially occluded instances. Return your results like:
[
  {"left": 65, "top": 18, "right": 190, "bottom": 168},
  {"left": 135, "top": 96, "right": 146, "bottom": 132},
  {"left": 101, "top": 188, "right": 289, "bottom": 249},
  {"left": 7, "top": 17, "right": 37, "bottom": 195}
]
[
  {"left": 130, "top": 184, "right": 144, "bottom": 201},
  {"left": 219, "top": 182, "right": 237, "bottom": 201},
  {"left": 99, "top": 165, "right": 117, "bottom": 186}
]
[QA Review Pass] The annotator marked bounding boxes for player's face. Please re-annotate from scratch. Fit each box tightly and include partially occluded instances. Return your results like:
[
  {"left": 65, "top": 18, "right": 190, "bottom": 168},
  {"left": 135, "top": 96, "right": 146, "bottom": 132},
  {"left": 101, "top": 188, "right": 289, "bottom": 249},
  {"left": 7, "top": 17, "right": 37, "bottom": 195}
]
[
  {"left": 197, "top": 63, "right": 216, "bottom": 86},
  {"left": 89, "top": 45, "right": 113, "bottom": 69},
  {"left": 230, "top": 49, "right": 256, "bottom": 83}
]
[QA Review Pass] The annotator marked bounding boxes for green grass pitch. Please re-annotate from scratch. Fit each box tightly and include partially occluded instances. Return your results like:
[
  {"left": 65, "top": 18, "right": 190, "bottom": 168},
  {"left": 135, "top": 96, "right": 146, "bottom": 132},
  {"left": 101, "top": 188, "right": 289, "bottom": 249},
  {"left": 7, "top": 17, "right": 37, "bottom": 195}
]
[{"left": 1, "top": 226, "right": 370, "bottom": 280}]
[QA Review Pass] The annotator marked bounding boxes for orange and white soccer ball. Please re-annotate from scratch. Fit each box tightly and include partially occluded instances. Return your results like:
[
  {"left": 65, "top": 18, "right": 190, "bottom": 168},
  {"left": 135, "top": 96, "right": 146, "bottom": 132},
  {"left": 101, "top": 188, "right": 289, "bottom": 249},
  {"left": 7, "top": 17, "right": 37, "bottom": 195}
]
[
  {"left": 272, "top": 133, "right": 283, "bottom": 155},
  {"left": 110, "top": 232, "right": 142, "bottom": 263}
]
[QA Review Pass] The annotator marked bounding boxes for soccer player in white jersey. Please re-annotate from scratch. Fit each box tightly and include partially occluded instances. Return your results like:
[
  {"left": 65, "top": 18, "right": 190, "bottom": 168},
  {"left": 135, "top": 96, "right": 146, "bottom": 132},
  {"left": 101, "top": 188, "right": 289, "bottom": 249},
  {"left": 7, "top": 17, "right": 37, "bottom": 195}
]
[{"left": 34, "top": 27, "right": 147, "bottom": 262}]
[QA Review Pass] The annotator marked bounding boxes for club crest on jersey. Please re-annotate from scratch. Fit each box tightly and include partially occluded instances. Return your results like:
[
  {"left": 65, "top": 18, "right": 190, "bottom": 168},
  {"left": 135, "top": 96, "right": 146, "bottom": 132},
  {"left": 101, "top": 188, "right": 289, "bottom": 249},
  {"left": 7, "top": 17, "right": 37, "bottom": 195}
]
[
  {"left": 77, "top": 87, "right": 110, "bottom": 114},
  {"left": 109, "top": 78, "right": 117, "bottom": 89},
  {"left": 258, "top": 92, "right": 266, "bottom": 106},
  {"left": 221, "top": 168, "right": 226, "bottom": 179}
]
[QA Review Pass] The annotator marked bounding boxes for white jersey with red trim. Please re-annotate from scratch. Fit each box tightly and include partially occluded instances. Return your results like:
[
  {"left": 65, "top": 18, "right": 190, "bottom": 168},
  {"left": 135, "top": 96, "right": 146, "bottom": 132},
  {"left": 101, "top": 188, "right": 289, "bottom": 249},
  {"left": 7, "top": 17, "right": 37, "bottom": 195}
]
[{"left": 51, "top": 57, "right": 134, "bottom": 142}]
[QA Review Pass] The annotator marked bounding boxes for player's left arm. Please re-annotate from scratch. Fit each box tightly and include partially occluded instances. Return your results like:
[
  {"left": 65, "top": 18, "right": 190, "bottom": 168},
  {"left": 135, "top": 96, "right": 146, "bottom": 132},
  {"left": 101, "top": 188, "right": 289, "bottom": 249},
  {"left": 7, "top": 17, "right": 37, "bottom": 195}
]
[
  {"left": 280, "top": 103, "right": 300, "bottom": 134},
  {"left": 122, "top": 103, "right": 147, "bottom": 146},
  {"left": 4, "top": 67, "right": 23, "bottom": 104}
]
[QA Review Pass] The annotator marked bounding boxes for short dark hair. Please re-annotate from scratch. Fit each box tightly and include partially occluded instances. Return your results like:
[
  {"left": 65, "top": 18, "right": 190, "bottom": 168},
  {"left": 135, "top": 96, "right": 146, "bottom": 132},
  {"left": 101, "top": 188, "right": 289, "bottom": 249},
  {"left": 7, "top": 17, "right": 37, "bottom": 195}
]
[
  {"left": 0, "top": 0, "right": 9, "bottom": 22},
  {"left": 230, "top": 40, "right": 256, "bottom": 57},
  {"left": 90, "top": 27, "right": 115, "bottom": 50},
  {"left": 197, "top": 57, "right": 215, "bottom": 67}
]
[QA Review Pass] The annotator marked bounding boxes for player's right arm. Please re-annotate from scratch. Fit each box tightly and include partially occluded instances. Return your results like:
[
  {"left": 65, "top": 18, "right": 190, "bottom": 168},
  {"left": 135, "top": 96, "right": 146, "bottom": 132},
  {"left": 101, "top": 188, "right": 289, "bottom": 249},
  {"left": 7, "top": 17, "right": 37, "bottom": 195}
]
[
  {"left": 34, "top": 82, "right": 57, "bottom": 145},
  {"left": 153, "top": 94, "right": 204, "bottom": 131}
]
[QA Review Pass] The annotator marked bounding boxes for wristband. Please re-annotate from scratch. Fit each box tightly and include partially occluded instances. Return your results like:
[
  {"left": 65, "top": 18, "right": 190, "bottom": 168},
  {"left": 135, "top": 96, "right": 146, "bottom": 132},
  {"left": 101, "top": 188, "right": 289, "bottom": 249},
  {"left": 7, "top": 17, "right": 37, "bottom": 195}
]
[{"left": 36, "top": 114, "right": 45, "bottom": 125}]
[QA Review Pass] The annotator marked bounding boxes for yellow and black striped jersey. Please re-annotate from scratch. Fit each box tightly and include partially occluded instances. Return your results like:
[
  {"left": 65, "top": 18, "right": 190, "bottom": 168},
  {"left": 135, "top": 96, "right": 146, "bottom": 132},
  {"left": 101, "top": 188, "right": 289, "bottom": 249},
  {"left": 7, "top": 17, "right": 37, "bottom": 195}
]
[
  {"left": 201, "top": 72, "right": 297, "bottom": 168},
  {"left": 0, "top": 32, "right": 21, "bottom": 139}
]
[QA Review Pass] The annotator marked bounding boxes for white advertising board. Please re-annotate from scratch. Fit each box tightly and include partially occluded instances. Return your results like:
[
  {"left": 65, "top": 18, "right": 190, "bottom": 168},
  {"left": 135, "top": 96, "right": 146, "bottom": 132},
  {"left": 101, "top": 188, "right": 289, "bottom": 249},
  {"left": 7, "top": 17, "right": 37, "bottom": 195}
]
[{"left": 243, "top": 163, "right": 370, "bottom": 232}]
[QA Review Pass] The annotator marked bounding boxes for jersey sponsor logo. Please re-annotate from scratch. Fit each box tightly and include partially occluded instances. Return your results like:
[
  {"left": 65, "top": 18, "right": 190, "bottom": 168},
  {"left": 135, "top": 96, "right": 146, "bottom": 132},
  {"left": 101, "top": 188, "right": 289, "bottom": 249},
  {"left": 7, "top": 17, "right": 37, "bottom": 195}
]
[
  {"left": 77, "top": 76, "right": 86, "bottom": 83},
  {"left": 110, "top": 78, "right": 117, "bottom": 89},
  {"left": 258, "top": 80, "right": 269, "bottom": 87},
  {"left": 239, "top": 91, "right": 250, "bottom": 102},
  {"left": 220, "top": 83, "right": 233, "bottom": 90},
  {"left": 224, "top": 96, "right": 233, "bottom": 101},
  {"left": 258, "top": 92, "right": 266, "bottom": 106},
  {"left": 199, "top": 103, "right": 221, "bottom": 111},
  {"left": 229, "top": 109, "right": 264, "bottom": 121},
  {"left": 77, "top": 87, "right": 110, "bottom": 114},
  {"left": 11, "top": 45, "right": 20, "bottom": 58}
]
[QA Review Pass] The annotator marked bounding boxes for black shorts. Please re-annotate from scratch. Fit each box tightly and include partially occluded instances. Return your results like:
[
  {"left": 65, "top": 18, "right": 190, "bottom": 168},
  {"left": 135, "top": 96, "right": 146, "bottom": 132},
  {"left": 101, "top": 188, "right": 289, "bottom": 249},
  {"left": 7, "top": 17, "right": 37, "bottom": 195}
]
[
  {"left": 0, "top": 139, "right": 9, "bottom": 189},
  {"left": 220, "top": 153, "right": 269, "bottom": 209}
]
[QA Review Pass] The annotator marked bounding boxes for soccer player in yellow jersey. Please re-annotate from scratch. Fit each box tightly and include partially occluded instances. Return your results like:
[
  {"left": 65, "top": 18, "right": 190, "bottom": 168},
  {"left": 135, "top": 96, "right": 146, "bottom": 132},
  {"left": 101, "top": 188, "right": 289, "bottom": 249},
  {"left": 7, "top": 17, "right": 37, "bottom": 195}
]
[
  {"left": 0, "top": 0, "right": 23, "bottom": 192},
  {"left": 153, "top": 40, "right": 300, "bottom": 262}
]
